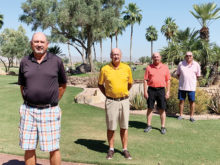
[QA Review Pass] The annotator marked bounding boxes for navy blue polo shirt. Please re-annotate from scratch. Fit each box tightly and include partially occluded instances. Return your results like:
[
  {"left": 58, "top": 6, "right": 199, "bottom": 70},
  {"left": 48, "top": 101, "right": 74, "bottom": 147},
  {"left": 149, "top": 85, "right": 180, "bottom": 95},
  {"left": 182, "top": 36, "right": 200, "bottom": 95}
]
[{"left": 18, "top": 52, "right": 67, "bottom": 105}]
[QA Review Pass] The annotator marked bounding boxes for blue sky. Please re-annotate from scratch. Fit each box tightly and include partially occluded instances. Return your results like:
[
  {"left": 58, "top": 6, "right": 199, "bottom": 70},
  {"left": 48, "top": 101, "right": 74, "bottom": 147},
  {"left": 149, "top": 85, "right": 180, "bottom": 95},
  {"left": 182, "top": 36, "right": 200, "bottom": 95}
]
[{"left": 0, "top": 0, "right": 220, "bottom": 62}]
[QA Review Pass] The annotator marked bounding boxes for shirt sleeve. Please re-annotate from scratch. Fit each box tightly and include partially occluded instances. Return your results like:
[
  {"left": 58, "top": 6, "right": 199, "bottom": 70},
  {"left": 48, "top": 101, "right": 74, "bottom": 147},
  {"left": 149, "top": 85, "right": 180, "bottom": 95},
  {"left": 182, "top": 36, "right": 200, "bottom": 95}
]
[
  {"left": 58, "top": 60, "right": 67, "bottom": 84},
  {"left": 196, "top": 63, "right": 201, "bottom": 77},
  {"left": 176, "top": 63, "right": 181, "bottom": 75},
  {"left": 128, "top": 67, "right": 133, "bottom": 84},
  {"left": 98, "top": 67, "right": 105, "bottom": 85},
  {"left": 18, "top": 60, "right": 25, "bottom": 86},
  {"left": 165, "top": 65, "right": 171, "bottom": 81},
  {"left": 144, "top": 66, "right": 149, "bottom": 81}
]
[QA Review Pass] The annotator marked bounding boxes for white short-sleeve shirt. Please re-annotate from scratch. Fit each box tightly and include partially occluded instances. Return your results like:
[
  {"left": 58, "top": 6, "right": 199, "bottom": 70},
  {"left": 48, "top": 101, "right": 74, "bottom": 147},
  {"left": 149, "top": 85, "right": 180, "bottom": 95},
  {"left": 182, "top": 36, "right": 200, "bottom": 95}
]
[{"left": 177, "top": 60, "right": 201, "bottom": 91}]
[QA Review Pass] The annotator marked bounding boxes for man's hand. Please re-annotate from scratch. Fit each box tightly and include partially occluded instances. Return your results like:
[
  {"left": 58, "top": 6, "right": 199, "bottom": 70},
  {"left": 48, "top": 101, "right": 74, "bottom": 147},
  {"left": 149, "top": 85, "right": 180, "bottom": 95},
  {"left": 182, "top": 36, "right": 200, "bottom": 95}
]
[
  {"left": 165, "top": 91, "right": 170, "bottom": 99},
  {"left": 144, "top": 92, "right": 148, "bottom": 99}
]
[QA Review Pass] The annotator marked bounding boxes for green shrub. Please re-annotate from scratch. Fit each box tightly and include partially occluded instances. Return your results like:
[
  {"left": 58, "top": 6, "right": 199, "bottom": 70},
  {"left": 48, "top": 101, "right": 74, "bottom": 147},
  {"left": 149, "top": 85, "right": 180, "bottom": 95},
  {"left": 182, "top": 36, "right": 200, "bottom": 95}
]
[
  {"left": 130, "top": 92, "right": 147, "bottom": 110},
  {"left": 198, "top": 78, "right": 208, "bottom": 87},
  {"left": 166, "top": 77, "right": 210, "bottom": 115},
  {"left": 166, "top": 77, "right": 179, "bottom": 114}
]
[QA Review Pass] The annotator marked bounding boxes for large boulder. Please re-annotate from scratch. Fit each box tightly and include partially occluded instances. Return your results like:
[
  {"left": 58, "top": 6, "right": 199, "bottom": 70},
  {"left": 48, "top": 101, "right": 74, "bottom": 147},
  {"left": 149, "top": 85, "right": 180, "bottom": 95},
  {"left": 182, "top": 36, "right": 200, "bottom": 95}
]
[
  {"left": 7, "top": 71, "right": 16, "bottom": 76},
  {"left": 76, "top": 63, "right": 91, "bottom": 73},
  {"left": 75, "top": 88, "right": 105, "bottom": 105}
]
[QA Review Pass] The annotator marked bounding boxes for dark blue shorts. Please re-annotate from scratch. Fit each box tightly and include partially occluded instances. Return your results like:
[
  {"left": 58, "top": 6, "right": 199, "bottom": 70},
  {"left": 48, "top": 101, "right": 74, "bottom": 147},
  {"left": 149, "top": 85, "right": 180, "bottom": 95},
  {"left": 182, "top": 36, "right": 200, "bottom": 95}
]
[{"left": 178, "top": 90, "right": 195, "bottom": 102}]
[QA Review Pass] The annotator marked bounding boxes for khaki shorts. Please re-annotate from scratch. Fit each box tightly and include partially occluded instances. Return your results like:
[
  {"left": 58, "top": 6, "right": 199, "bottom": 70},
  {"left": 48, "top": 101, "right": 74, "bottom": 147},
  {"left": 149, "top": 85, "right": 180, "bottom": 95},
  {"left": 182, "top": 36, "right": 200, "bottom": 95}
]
[{"left": 105, "top": 98, "right": 130, "bottom": 130}]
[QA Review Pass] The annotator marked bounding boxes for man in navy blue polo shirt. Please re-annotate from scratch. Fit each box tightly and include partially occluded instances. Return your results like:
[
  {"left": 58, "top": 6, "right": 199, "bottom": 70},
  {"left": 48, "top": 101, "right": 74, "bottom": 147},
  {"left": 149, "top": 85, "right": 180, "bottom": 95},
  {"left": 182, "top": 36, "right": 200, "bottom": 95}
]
[{"left": 18, "top": 32, "right": 67, "bottom": 165}]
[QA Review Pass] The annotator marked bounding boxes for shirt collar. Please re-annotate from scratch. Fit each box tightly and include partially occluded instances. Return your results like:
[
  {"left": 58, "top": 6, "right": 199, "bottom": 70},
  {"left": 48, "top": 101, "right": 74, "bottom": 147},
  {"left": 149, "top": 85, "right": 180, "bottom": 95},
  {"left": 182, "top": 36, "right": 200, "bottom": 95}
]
[
  {"left": 29, "top": 52, "right": 50, "bottom": 63},
  {"left": 151, "top": 62, "right": 162, "bottom": 69},
  {"left": 183, "top": 60, "right": 194, "bottom": 66},
  {"left": 109, "top": 62, "right": 122, "bottom": 69}
]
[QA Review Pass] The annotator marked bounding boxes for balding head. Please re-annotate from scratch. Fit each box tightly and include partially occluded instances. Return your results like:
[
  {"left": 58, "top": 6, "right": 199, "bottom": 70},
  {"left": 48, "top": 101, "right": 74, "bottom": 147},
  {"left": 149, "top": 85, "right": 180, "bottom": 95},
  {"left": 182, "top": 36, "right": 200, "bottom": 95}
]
[
  {"left": 110, "top": 48, "right": 122, "bottom": 67},
  {"left": 152, "top": 52, "right": 161, "bottom": 65},
  {"left": 31, "top": 32, "right": 49, "bottom": 56},
  {"left": 31, "top": 32, "right": 48, "bottom": 42}
]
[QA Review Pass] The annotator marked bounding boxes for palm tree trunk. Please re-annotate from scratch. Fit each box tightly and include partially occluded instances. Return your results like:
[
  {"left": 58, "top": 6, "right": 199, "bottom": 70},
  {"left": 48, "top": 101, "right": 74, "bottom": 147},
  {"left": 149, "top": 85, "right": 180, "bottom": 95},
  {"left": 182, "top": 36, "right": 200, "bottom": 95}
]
[
  {"left": 115, "top": 32, "right": 118, "bottom": 48},
  {"left": 110, "top": 36, "right": 113, "bottom": 50},
  {"left": 67, "top": 42, "right": 73, "bottom": 67},
  {"left": 86, "top": 26, "right": 94, "bottom": 72},
  {"left": 130, "top": 24, "right": 133, "bottom": 64},
  {"left": 93, "top": 43, "right": 96, "bottom": 61},
  {"left": 100, "top": 39, "right": 103, "bottom": 63},
  {"left": 151, "top": 41, "right": 153, "bottom": 56}
]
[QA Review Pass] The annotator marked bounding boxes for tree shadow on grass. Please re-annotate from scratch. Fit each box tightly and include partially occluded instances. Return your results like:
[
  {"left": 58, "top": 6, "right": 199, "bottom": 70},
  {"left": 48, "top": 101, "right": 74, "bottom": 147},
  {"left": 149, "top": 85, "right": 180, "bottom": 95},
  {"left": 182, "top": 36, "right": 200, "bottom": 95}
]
[
  {"left": 2, "top": 160, "right": 41, "bottom": 165},
  {"left": 74, "top": 139, "right": 121, "bottom": 154},
  {"left": 8, "top": 82, "right": 18, "bottom": 85},
  {"left": 129, "top": 121, "right": 161, "bottom": 132}
]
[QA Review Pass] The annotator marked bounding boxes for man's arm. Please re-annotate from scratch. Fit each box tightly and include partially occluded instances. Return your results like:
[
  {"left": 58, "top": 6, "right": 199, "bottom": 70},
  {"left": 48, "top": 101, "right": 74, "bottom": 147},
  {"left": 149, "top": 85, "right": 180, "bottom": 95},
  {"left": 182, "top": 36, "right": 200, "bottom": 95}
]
[
  {"left": 165, "top": 79, "right": 170, "bottom": 99},
  {"left": 128, "top": 83, "right": 132, "bottom": 91},
  {"left": 144, "top": 80, "right": 149, "bottom": 99},
  {"left": 20, "top": 86, "right": 24, "bottom": 100},
  {"left": 59, "top": 84, "right": 67, "bottom": 100},
  {"left": 98, "top": 84, "right": 106, "bottom": 96}
]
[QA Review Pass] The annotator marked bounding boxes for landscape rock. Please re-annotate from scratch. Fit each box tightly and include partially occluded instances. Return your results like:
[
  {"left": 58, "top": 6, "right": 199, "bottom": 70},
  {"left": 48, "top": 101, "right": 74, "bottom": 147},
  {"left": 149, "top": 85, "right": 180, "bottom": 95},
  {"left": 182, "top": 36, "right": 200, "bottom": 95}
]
[{"left": 76, "top": 63, "right": 91, "bottom": 73}]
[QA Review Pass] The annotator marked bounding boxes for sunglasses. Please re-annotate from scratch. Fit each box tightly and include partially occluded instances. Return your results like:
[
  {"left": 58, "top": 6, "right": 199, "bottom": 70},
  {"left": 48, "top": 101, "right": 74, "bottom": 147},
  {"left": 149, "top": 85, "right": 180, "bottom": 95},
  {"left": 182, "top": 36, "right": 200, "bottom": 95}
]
[{"left": 186, "top": 55, "right": 192, "bottom": 57}]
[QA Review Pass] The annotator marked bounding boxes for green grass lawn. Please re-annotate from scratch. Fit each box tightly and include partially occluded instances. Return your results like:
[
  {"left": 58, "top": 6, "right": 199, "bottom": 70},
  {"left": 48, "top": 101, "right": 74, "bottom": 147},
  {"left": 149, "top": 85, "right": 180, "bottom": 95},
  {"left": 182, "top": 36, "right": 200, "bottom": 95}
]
[
  {"left": 132, "top": 65, "right": 146, "bottom": 80},
  {"left": 0, "top": 75, "right": 220, "bottom": 165}
]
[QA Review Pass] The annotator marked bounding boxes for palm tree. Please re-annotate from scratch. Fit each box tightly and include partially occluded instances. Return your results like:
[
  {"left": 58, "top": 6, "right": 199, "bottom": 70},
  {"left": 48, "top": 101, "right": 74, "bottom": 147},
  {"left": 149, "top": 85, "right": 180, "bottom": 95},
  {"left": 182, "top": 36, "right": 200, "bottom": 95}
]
[
  {"left": 114, "top": 18, "right": 126, "bottom": 48},
  {"left": 123, "top": 3, "right": 142, "bottom": 64},
  {"left": 48, "top": 45, "right": 63, "bottom": 56},
  {"left": 145, "top": 25, "right": 158, "bottom": 56},
  {"left": 190, "top": 2, "right": 220, "bottom": 41},
  {"left": 161, "top": 17, "right": 178, "bottom": 66},
  {"left": 0, "top": 14, "right": 3, "bottom": 29},
  {"left": 161, "top": 17, "right": 178, "bottom": 42},
  {"left": 176, "top": 27, "right": 200, "bottom": 52}
]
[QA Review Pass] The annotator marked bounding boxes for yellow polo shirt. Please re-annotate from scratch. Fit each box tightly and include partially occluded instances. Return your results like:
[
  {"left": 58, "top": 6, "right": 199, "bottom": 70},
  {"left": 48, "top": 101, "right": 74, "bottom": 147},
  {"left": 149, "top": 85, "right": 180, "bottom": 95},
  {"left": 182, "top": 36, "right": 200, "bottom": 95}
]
[{"left": 98, "top": 62, "right": 133, "bottom": 98}]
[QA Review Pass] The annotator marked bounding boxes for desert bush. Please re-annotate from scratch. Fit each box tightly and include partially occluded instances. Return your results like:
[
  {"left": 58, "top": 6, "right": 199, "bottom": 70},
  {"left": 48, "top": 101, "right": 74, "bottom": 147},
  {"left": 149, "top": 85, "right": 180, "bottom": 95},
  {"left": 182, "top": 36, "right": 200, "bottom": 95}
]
[
  {"left": 166, "top": 77, "right": 210, "bottom": 115},
  {"left": 198, "top": 78, "right": 208, "bottom": 87},
  {"left": 130, "top": 92, "right": 147, "bottom": 110},
  {"left": 208, "top": 89, "right": 220, "bottom": 114}
]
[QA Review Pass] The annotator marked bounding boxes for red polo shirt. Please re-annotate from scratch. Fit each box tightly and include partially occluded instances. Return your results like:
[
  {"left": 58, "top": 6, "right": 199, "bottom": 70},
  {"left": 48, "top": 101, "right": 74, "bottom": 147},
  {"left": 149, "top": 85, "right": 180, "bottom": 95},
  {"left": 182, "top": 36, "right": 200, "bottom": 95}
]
[{"left": 144, "top": 63, "right": 170, "bottom": 87}]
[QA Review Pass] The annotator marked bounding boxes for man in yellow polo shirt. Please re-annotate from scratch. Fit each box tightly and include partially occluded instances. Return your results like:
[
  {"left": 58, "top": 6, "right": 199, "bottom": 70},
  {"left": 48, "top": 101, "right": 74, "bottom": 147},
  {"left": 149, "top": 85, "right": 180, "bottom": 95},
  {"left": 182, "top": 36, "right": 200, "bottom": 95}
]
[{"left": 98, "top": 48, "right": 133, "bottom": 160}]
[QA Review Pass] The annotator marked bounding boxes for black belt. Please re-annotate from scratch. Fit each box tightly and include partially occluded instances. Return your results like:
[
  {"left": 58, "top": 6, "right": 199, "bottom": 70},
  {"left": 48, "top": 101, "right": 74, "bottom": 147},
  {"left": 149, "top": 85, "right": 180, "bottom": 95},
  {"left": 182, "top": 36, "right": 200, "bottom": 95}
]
[
  {"left": 24, "top": 101, "right": 58, "bottom": 109},
  {"left": 106, "top": 96, "right": 129, "bottom": 101},
  {"left": 149, "top": 87, "right": 165, "bottom": 90}
]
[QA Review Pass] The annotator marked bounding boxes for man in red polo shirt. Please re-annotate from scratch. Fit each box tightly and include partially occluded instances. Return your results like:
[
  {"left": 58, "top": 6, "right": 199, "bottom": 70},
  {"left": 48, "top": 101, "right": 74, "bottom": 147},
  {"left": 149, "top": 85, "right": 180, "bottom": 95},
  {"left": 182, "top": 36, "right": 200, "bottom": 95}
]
[{"left": 144, "top": 52, "right": 170, "bottom": 134}]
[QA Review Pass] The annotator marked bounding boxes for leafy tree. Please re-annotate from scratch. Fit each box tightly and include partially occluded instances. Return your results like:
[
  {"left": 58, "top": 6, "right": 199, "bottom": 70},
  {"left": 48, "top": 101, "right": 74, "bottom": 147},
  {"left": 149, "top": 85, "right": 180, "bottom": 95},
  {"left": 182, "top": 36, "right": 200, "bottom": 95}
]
[
  {"left": 0, "top": 14, "right": 3, "bottom": 29},
  {"left": 138, "top": 56, "right": 151, "bottom": 64},
  {"left": 20, "top": 0, "right": 124, "bottom": 72},
  {"left": 123, "top": 3, "right": 142, "bottom": 64},
  {"left": 190, "top": 2, "right": 220, "bottom": 41},
  {"left": 0, "top": 26, "right": 30, "bottom": 72},
  {"left": 145, "top": 25, "right": 158, "bottom": 56}
]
